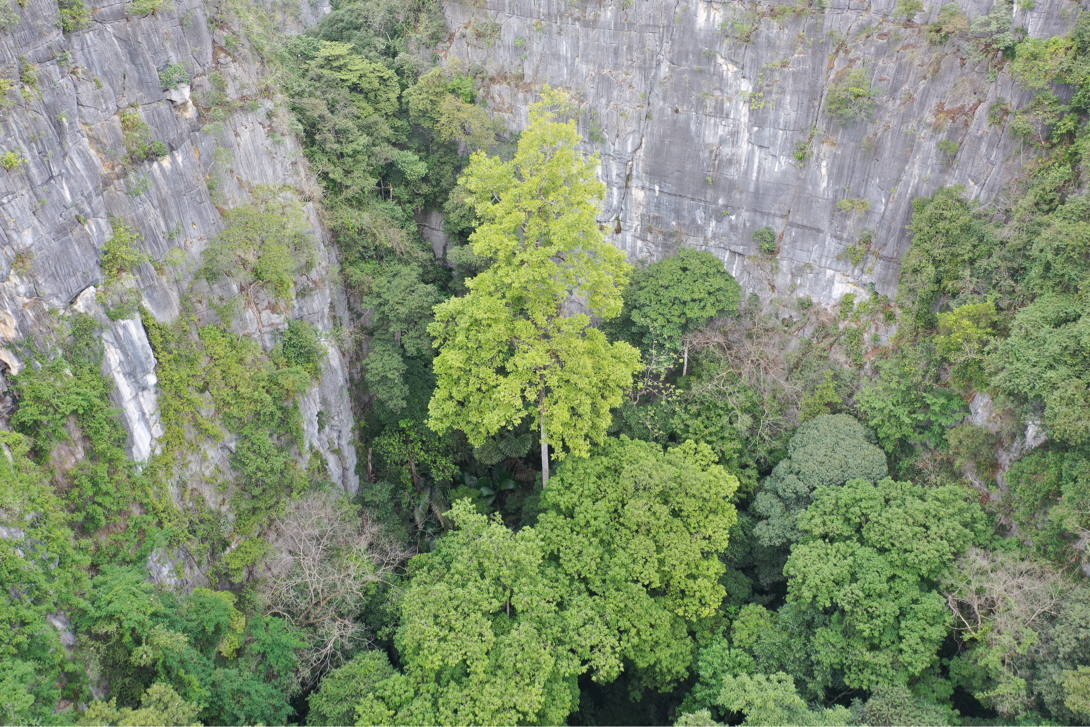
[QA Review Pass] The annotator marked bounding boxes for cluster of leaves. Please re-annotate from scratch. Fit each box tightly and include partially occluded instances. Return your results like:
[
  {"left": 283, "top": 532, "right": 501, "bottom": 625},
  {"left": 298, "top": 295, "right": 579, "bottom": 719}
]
[
  {"left": 606, "top": 247, "right": 741, "bottom": 374},
  {"left": 745, "top": 414, "right": 889, "bottom": 588},
  {"left": 428, "top": 89, "right": 640, "bottom": 473},
  {"left": 100, "top": 217, "right": 148, "bottom": 286},
  {"left": 0, "top": 313, "right": 317, "bottom": 720},
  {"left": 200, "top": 186, "right": 317, "bottom": 303},
  {"left": 158, "top": 63, "right": 189, "bottom": 90},
  {"left": 145, "top": 316, "right": 314, "bottom": 539},
  {"left": 75, "top": 567, "right": 304, "bottom": 725},
  {"left": 825, "top": 69, "right": 879, "bottom": 125},
  {"left": 0, "top": 430, "right": 88, "bottom": 724},
  {"left": 57, "top": 0, "right": 91, "bottom": 33},
  {"left": 279, "top": 5, "right": 495, "bottom": 475},
  {"left": 118, "top": 108, "right": 168, "bottom": 163},
  {"left": 312, "top": 438, "right": 740, "bottom": 725},
  {"left": 9, "top": 315, "right": 164, "bottom": 564}
]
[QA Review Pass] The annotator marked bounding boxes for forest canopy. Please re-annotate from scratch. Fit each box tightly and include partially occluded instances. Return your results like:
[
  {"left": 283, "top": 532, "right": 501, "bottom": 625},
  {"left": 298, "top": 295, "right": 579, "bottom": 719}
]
[{"left": 3, "top": 1, "right": 1090, "bottom": 726}]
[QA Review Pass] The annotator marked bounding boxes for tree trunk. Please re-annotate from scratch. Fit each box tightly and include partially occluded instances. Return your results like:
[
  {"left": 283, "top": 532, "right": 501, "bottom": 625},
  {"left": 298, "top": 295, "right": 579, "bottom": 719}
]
[
  {"left": 683, "top": 341, "right": 689, "bottom": 377},
  {"left": 540, "top": 418, "right": 550, "bottom": 489}
]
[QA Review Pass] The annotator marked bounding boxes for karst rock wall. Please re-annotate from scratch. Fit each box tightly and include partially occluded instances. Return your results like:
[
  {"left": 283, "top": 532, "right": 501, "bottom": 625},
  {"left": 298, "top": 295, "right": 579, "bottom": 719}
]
[
  {"left": 0, "top": 0, "right": 356, "bottom": 497},
  {"left": 441, "top": 0, "right": 1076, "bottom": 306}
]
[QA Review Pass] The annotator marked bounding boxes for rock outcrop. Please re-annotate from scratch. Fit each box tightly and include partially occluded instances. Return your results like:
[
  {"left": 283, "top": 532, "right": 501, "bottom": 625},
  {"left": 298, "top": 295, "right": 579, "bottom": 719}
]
[
  {"left": 441, "top": 0, "right": 1074, "bottom": 307},
  {"left": 0, "top": 0, "right": 356, "bottom": 492}
]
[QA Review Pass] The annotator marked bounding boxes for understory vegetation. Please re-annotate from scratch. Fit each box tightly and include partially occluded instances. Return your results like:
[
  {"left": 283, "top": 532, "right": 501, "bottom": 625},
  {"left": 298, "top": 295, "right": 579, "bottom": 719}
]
[{"left": 2, "top": 1, "right": 1090, "bottom": 726}]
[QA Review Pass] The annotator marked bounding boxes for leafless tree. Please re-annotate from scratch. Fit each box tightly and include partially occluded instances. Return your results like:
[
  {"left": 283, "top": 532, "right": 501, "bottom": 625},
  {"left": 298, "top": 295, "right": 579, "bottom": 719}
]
[
  {"left": 262, "top": 489, "right": 413, "bottom": 682},
  {"left": 685, "top": 308, "right": 808, "bottom": 457},
  {"left": 943, "top": 547, "right": 1071, "bottom": 714}
]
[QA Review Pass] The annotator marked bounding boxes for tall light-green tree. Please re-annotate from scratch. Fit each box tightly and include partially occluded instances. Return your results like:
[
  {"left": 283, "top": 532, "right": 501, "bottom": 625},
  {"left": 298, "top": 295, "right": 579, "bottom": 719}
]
[{"left": 427, "top": 87, "right": 640, "bottom": 486}]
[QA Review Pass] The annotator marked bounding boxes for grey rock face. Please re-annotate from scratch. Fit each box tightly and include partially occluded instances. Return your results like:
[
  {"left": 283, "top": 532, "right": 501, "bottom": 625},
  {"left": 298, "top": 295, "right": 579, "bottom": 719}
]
[
  {"left": 0, "top": 0, "right": 357, "bottom": 495},
  {"left": 441, "top": 0, "right": 1072, "bottom": 307},
  {"left": 102, "top": 316, "right": 165, "bottom": 464}
]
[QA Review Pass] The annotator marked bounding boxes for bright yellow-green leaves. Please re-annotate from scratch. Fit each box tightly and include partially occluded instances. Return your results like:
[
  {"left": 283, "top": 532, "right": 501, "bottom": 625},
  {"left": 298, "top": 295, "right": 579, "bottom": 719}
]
[
  {"left": 428, "top": 87, "right": 640, "bottom": 459},
  {"left": 350, "top": 440, "right": 740, "bottom": 724},
  {"left": 309, "top": 41, "right": 399, "bottom": 119}
]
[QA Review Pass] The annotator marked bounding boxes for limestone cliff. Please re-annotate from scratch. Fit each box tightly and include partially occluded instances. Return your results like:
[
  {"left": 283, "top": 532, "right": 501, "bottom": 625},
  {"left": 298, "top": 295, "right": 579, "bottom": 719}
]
[
  {"left": 440, "top": 0, "right": 1076, "bottom": 306},
  {"left": 0, "top": 0, "right": 355, "bottom": 499}
]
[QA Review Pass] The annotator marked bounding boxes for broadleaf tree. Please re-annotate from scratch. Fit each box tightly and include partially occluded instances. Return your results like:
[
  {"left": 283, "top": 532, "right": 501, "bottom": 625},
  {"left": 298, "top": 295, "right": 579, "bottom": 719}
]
[
  {"left": 427, "top": 86, "right": 641, "bottom": 486},
  {"left": 538, "top": 437, "right": 740, "bottom": 691},
  {"left": 783, "top": 477, "right": 990, "bottom": 689}
]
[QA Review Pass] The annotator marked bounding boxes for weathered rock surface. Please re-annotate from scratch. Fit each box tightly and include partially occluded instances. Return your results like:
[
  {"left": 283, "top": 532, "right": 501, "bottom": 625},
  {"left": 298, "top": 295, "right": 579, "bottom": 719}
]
[
  {"left": 441, "top": 0, "right": 1074, "bottom": 307},
  {"left": 0, "top": 0, "right": 356, "bottom": 495}
]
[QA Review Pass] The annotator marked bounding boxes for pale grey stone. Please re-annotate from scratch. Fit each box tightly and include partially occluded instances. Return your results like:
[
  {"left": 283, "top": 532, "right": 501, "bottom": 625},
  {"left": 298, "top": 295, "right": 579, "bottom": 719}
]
[{"left": 441, "top": 0, "right": 1076, "bottom": 308}]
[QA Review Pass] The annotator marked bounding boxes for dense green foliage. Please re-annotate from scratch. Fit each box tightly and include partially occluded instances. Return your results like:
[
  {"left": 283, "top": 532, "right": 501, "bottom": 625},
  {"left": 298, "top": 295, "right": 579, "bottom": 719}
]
[
  {"left": 320, "top": 438, "right": 738, "bottom": 725},
  {"left": 9, "top": 4, "right": 1090, "bottom": 726},
  {"left": 784, "top": 477, "right": 989, "bottom": 689},
  {"left": 428, "top": 89, "right": 640, "bottom": 480},
  {"left": 609, "top": 248, "right": 742, "bottom": 370},
  {"left": 747, "top": 414, "right": 889, "bottom": 588}
]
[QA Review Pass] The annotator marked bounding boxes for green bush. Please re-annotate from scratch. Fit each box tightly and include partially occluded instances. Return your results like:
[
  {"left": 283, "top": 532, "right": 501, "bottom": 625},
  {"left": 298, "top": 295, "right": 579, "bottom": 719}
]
[
  {"left": 749, "top": 414, "right": 888, "bottom": 587},
  {"left": 825, "top": 69, "right": 878, "bottom": 124},
  {"left": 893, "top": 0, "right": 923, "bottom": 20},
  {"left": 127, "top": 0, "right": 164, "bottom": 16},
  {"left": 618, "top": 247, "right": 742, "bottom": 364},
  {"left": 101, "top": 218, "right": 147, "bottom": 284},
  {"left": 937, "top": 138, "right": 960, "bottom": 157},
  {"left": 276, "top": 319, "right": 325, "bottom": 379},
  {"left": 752, "top": 226, "right": 778, "bottom": 255},
  {"left": 926, "top": 3, "right": 969, "bottom": 44},
  {"left": 898, "top": 186, "right": 993, "bottom": 321},
  {"left": 0, "top": 149, "right": 24, "bottom": 170},
  {"left": 9, "top": 315, "right": 159, "bottom": 560},
  {"left": 989, "top": 295, "right": 1090, "bottom": 446},
  {"left": 57, "top": 0, "right": 90, "bottom": 31},
  {"left": 201, "top": 187, "right": 316, "bottom": 302},
  {"left": 158, "top": 63, "right": 189, "bottom": 90},
  {"left": 857, "top": 356, "right": 967, "bottom": 453},
  {"left": 119, "top": 108, "right": 168, "bottom": 163},
  {"left": 843, "top": 228, "right": 874, "bottom": 266},
  {"left": 1010, "top": 36, "right": 1074, "bottom": 90},
  {"left": 836, "top": 197, "right": 872, "bottom": 214},
  {"left": 0, "top": 2, "right": 20, "bottom": 31}
]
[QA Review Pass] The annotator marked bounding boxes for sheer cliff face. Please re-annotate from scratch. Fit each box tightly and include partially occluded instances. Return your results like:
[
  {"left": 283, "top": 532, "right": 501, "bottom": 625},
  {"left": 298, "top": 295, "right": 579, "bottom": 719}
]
[
  {"left": 0, "top": 0, "right": 356, "bottom": 491},
  {"left": 442, "top": 0, "right": 1071, "bottom": 306}
]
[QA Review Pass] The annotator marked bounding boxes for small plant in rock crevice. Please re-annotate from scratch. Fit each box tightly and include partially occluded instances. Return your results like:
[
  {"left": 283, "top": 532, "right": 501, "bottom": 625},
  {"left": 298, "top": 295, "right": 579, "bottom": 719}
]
[
  {"left": 752, "top": 226, "right": 778, "bottom": 255},
  {"left": 826, "top": 69, "right": 879, "bottom": 125},
  {"left": 1, "top": 149, "right": 25, "bottom": 170},
  {"left": 119, "top": 107, "right": 169, "bottom": 163}
]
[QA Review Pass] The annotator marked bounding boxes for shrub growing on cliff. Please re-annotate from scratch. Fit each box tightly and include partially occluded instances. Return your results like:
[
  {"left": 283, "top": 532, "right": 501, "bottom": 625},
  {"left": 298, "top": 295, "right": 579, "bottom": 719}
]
[
  {"left": 127, "top": 0, "right": 164, "bottom": 17},
  {"left": 101, "top": 218, "right": 148, "bottom": 285},
  {"left": 200, "top": 187, "right": 316, "bottom": 302},
  {"left": 58, "top": 0, "right": 90, "bottom": 30},
  {"left": 1, "top": 149, "right": 24, "bottom": 170},
  {"left": 275, "top": 319, "right": 326, "bottom": 379},
  {"left": 119, "top": 108, "right": 168, "bottom": 163},
  {"left": 927, "top": 3, "right": 970, "bottom": 44},
  {"left": 825, "top": 69, "right": 878, "bottom": 125},
  {"left": 752, "top": 226, "right": 778, "bottom": 255},
  {"left": 158, "top": 63, "right": 189, "bottom": 90},
  {"left": 894, "top": 0, "right": 923, "bottom": 21}
]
